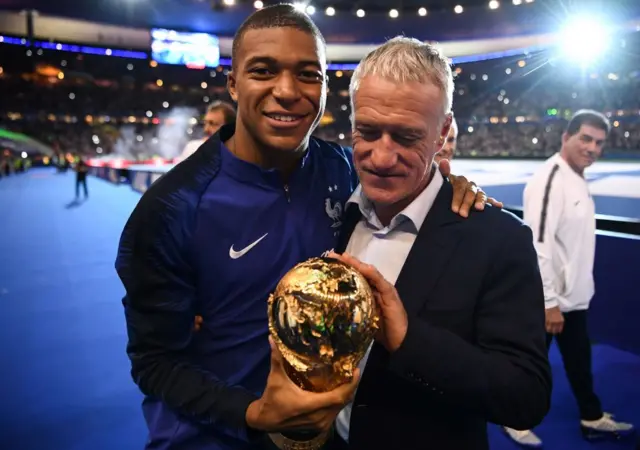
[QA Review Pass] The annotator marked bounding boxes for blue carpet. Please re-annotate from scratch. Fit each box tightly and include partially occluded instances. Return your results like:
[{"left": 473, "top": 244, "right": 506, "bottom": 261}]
[{"left": 0, "top": 169, "right": 638, "bottom": 450}]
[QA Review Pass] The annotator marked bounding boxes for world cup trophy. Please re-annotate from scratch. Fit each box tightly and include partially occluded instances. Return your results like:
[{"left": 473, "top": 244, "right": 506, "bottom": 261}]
[{"left": 267, "top": 256, "right": 380, "bottom": 450}]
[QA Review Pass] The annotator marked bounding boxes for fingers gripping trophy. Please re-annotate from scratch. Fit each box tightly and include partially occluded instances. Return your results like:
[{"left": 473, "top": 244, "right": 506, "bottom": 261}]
[{"left": 267, "top": 257, "right": 380, "bottom": 449}]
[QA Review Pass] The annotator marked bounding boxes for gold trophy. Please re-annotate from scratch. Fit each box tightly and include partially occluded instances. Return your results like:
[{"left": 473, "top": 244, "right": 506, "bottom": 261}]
[{"left": 267, "top": 257, "right": 380, "bottom": 450}]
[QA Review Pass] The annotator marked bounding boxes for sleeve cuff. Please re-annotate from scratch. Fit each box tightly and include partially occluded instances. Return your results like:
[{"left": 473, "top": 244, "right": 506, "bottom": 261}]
[
  {"left": 387, "top": 319, "right": 446, "bottom": 395},
  {"left": 216, "top": 386, "right": 263, "bottom": 442},
  {"left": 545, "top": 299, "right": 559, "bottom": 309},
  {"left": 388, "top": 317, "right": 422, "bottom": 376}
]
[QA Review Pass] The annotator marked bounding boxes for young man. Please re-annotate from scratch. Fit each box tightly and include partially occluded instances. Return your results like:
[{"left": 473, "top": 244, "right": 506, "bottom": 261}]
[
  {"left": 326, "top": 36, "right": 551, "bottom": 450},
  {"left": 504, "top": 110, "right": 635, "bottom": 447},
  {"left": 116, "top": 5, "right": 494, "bottom": 450}
]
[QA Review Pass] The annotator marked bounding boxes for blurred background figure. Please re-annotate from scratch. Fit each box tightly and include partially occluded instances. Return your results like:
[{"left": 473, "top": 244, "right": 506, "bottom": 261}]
[
  {"left": 75, "top": 158, "right": 89, "bottom": 199},
  {"left": 434, "top": 116, "right": 458, "bottom": 164},
  {"left": 174, "top": 100, "right": 235, "bottom": 163}
]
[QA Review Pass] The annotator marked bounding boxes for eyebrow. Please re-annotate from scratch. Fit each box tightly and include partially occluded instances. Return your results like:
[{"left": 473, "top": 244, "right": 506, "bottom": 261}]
[
  {"left": 244, "top": 55, "right": 322, "bottom": 70},
  {"left": 355, "top": 121, "right": 424, "bottom": 136},
  {"left": 581, "top": 133, "right": 606, "bottom": 143}
]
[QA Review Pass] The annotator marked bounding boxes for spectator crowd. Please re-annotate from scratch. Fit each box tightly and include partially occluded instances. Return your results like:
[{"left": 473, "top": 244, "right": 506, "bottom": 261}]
[{"left": 1, "top": 37, "right": 639, "bottom": 161}]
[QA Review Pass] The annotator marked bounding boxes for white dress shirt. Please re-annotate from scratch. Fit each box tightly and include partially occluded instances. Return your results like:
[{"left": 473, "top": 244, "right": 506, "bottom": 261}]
[
  {"left": 335, "top": 169, "right": 444, "bottom": 442},
  {"left": 174, "top": 138, "right": 206, "bottom": 163},
  {"left": 523, "top": 153, "right": 596, "bottom": 312}
]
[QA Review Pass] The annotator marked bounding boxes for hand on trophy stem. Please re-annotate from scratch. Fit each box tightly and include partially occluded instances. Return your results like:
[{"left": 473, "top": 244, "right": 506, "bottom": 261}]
[
  {"left": 328, "top": 251, "right": 408, "bottom": 354},
  {"left": 245, "top": 337, "right": 360, "bottom": 434}
]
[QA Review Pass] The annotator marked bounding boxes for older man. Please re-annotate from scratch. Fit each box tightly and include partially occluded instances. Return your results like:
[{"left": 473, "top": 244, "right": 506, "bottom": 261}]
[{"left": 328, "top": 37, "right": 552, "bottom": 450}]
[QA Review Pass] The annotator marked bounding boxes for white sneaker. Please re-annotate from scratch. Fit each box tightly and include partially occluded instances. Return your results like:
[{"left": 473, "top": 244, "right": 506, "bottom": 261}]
[
  {"left": 502, "top": 427, "right": 543, "bottom": 448},
  {"left": 580, "top": 412, "right": 635, "bottom": 441}
]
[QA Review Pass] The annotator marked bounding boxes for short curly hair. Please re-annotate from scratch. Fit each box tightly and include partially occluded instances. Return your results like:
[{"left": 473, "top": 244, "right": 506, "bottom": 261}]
[{"left": 231, "top": 3, "right": 326, "bottom": 69}]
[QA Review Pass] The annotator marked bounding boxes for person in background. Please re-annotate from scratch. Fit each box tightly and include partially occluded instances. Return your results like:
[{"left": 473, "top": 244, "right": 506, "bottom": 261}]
[
  {"left": 14, "top": 156, "right": 23, "bottom": 173},
  {"left": 434, "top": 116, "right": 457, "bottom": 164},
  {"left": 0, "top": 156, "right": 9, "bottom": 177},
  {"left": 75, "top": 158, "right": 89, "bottom": 200},
  {"left": 504, "top": 110, "right": 635, "bottom": 447},
  {"left": 175, "top": 100, "right": 236, "bottom": 163}
]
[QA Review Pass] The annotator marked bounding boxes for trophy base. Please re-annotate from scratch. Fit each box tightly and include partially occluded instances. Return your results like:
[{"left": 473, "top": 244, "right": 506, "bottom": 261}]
[{"left": 268, "top": 429, "right": 331, "bottom": 450}]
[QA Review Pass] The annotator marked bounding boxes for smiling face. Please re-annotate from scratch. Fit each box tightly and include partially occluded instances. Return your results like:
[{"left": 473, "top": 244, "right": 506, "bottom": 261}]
[
  {"left": 227, "top": 27, "right": 326, "bottom": 155},
  {"left": 561, "top": 124, "right": 606, "bottom": 174},
  {"left": 352, "top": 75, "right": 451, "bottom": 221}
]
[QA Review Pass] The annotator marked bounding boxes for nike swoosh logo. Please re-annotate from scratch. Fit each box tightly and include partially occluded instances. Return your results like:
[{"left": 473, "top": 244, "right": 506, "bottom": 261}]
[{"left": 229, "top": 233, "right": 268, "bottom": 259}]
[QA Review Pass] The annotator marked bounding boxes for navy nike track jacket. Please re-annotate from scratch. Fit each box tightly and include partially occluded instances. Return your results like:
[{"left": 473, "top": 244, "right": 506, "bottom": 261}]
[{"left": 115, "top": 124, "right": 358, "bottom": 450}]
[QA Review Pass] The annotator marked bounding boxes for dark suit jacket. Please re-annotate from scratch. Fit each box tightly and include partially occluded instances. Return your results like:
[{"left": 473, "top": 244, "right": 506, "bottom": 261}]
[{"left": 335, "top": 179, "right": 552, "bottom": 450}]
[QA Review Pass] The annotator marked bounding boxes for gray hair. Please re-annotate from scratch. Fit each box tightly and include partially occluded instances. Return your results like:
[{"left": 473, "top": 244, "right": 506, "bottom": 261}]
[{"left": 349, "top": 36, "right": 454, "bottom": 118}]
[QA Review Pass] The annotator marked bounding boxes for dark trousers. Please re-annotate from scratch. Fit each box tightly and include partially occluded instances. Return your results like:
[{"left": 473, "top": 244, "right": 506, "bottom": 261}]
[
  {"left": 547, "top": 310, "right": 603, "bottom": 421},
  {"left": 76, "top": 177, "right": 88, "bottom": 198}
]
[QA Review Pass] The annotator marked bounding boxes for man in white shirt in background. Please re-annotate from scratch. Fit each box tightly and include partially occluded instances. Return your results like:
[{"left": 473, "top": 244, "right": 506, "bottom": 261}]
[
  {"left": 175, "top": 100, "right": 235, "bottom": 163},
  {"left": 504, "top": 109, "right": 635, "bottom": 447},
  {"left": 434, "top": 116, "right": 457, "bottom": 164}
]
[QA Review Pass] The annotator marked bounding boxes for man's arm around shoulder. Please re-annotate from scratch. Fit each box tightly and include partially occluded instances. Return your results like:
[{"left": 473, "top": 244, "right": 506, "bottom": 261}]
[
  {"left": 388, "top": 218, "right": 552, "bottom": 430},
  {"left": 115, "top": 191, "right": 260, "bottom": 442}
]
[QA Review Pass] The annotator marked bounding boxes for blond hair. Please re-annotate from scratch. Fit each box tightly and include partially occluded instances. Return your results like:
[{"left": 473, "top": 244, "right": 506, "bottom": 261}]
[{"left": 349, "top": 36, "right": 454, "bottom": 117}]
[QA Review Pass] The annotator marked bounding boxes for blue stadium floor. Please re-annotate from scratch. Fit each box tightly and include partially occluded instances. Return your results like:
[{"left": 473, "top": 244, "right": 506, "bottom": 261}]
[{"left": 0, "top": 167, "right": 638, "bottom": 450}]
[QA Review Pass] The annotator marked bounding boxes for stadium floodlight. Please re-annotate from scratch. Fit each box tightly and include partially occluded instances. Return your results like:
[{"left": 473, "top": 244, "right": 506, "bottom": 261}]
[{"left": 558, "top": 16, "right": 611, "bottom": 66}]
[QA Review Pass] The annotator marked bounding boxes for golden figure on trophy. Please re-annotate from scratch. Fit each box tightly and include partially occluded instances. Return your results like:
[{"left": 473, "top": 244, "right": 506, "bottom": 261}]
[{"left": 267, "top": 256, "right": 380, "bottom": 449}]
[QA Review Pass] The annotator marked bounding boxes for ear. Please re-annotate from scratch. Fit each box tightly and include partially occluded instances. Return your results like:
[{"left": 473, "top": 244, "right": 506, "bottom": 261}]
[
  {"left": 561, "top": 131, "right": 569, "bottom": 145},
  {"left": 227, "top": 69, "right": 238, "bottom": 102}
]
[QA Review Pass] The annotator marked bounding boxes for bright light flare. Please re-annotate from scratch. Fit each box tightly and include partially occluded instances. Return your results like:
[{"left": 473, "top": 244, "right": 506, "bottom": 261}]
[{"left": 558, "top": 17, "right": 611, "bottom": 65}]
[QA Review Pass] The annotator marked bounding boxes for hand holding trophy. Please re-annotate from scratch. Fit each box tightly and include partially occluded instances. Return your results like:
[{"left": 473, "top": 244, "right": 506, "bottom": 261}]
[{"left": 247, "top": 257, "right": 380, "bottom": 450}]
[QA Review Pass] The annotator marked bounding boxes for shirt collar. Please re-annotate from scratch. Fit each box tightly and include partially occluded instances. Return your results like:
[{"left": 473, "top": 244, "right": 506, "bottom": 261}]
[
  {"left": 218, "top": 123, "right": 313, "bottom": 186},
  {"left": 347, "top": 166, "right": 444, "bottom": 232},
  {"left": 553, "top": 152, "right": 587, "bottom": 181}
]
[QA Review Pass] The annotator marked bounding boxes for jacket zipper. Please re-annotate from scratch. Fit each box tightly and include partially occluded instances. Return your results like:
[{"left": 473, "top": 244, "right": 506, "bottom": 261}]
[{"left": 284, "top": 184, "right": 291, "bottom": 203}]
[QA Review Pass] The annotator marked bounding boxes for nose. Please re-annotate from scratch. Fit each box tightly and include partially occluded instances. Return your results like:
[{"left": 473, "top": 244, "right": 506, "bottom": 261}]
[
  {"left": 273, "top": 72, "right": 302, "bottom": 104},
  {"left": 584, "top": 141, "right": 599, "bottom": 155},
  {"left": 369, "top": 134, "right": 398, "bottom": 171}
]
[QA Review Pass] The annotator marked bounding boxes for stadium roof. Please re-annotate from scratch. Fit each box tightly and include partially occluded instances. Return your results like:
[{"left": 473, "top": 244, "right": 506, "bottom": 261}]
[{"left": 1, "top": 0, "right": 639, "bottom": 43}]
